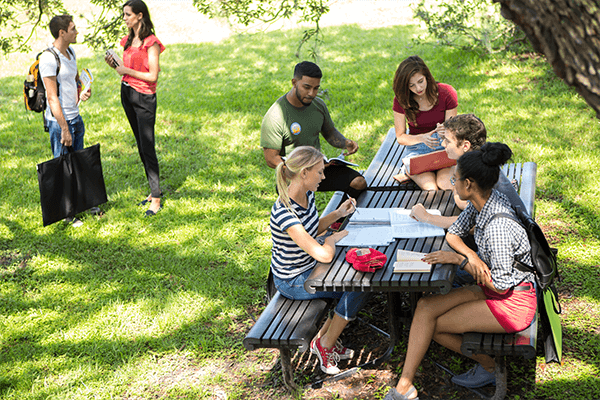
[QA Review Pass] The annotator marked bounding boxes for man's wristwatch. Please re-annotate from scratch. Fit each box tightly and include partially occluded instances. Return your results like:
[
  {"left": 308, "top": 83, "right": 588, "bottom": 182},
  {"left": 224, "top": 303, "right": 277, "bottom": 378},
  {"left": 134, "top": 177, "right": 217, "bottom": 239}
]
[{"left": 459, "top": 257, "right": 469, "bottom": 270}]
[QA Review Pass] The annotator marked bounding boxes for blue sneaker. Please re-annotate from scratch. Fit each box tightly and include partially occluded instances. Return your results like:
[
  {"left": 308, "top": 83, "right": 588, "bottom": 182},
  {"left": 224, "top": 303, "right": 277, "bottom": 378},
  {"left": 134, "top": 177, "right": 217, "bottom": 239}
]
[
  {"left": 451, "top": 364, "right": 496, "bottom": 388},
  {"left": 383, "top": 387, "right": 419, "bottom": 400}
]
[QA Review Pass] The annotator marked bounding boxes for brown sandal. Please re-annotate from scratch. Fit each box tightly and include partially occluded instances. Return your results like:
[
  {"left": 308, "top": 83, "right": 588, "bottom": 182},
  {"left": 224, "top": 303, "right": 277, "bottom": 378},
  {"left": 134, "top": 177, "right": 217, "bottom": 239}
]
[{"left": 393, "top": 172, "right": 411, "bottom": 183}]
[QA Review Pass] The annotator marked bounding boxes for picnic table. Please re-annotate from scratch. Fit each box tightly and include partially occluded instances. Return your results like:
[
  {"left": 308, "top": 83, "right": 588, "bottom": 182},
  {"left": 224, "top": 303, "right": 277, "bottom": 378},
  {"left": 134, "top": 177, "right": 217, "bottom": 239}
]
[
  {"left": 304, "top": 128, "right": 538, "bottom": 399},
  {"left": 245, "top": 128, "right": 538, "bottom": 399}
]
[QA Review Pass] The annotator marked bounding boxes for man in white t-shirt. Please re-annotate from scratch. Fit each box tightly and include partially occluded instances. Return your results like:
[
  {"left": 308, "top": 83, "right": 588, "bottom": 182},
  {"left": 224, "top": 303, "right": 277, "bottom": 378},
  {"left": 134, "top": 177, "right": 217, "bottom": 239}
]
[
  {"left": 40, "top": 14, "right": 94, "bottom": 225},
  {"left": 40, "top": 14, "right": 91, "bottom": 157}
]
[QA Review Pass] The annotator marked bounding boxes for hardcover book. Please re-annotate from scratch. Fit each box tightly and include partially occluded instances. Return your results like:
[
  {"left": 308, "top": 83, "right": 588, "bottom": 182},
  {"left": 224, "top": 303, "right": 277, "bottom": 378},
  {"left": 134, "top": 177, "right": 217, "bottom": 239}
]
[{"left": 404, "top": 149, "right": 456, "bottom": 175}]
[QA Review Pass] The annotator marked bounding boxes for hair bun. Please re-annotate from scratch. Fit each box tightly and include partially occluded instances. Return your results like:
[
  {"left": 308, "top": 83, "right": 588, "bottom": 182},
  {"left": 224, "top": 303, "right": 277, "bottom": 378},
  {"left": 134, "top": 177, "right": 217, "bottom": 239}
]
[{"left": 480, "top": 142, "right": 512, "bottom": 167}]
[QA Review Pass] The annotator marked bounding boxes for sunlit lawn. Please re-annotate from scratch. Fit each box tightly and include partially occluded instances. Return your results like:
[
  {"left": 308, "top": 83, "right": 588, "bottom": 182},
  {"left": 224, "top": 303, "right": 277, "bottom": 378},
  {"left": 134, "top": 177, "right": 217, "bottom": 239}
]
[{"left": 0, "top": 23, "right": 598, "bottom": 399}]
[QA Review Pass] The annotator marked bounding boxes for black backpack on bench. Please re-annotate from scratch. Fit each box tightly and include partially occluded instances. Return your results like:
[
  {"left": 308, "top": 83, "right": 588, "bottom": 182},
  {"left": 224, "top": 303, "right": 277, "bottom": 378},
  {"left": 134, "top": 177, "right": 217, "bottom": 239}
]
[
  {"left": 489, "top": 206, "right": 562, "bottom": 363},
  {"left": 489, "top": 206, "right": 558, "bottom": 291}
]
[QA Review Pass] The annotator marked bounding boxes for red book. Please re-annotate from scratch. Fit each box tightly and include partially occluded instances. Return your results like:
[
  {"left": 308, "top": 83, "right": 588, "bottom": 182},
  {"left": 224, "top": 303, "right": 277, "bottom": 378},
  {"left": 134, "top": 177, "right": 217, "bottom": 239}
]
[{"left": 403, "top": 150, "right": 456, "bottom": 175}]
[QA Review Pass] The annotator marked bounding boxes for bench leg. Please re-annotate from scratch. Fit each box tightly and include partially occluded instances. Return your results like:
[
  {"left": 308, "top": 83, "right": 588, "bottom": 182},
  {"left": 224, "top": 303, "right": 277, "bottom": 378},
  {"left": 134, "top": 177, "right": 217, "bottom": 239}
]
[
  {"left": 490, "top": 356, "right": 507, "bottom": 400},
  {"left": 280, "top": 348, "right": 298, "bottom": 392}
]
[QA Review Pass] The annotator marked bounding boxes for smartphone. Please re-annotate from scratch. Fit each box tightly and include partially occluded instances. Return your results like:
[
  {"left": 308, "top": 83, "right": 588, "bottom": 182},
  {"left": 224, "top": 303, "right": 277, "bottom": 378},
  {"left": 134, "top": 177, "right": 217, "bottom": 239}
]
[{"left": 105, "top": 49, "right": 120, "bottom": 68}]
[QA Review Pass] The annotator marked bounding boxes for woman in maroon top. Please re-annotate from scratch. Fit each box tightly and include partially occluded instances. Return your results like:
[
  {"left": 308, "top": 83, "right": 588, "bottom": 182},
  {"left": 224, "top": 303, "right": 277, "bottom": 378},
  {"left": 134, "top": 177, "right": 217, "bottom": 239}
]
[
  {"left": 391, "top": 56, "right": 458, "bottom": 191},
  {"left": 105, "top": 0, "right": 165, "bottom": 216}
]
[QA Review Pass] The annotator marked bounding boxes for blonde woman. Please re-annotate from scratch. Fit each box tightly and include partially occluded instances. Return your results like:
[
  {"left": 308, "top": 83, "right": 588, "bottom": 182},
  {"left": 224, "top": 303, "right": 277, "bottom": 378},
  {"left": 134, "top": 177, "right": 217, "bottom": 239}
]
[{"left": 270, "top": 146, "right": 370, "bottom": 375}]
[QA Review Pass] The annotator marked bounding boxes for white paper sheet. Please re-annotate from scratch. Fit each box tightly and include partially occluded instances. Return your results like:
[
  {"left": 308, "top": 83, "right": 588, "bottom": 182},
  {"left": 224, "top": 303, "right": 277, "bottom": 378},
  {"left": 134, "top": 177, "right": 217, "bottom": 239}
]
[
  {"left": 337, "top": 208, "right": 446, "bottom": 246},
  {"left": 336, "top": 225, "right": 394, "bottom": 247},
  {"left": 348, "top": 208, "right": 390, "bottom": 224}
]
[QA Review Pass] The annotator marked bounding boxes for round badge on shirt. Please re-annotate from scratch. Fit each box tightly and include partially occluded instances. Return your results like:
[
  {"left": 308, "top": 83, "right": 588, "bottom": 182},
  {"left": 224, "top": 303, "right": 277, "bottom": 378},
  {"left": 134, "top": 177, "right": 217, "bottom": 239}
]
[{"left": 290, "top": 122, "right": 301, "bottom": 135}]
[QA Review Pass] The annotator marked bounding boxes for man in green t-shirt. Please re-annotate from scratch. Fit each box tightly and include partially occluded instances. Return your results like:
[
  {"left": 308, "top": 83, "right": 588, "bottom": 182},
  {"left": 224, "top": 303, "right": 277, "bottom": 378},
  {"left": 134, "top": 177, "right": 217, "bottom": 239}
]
[{"left": 260, "top": 61, "right": 367, "bottom": 199}]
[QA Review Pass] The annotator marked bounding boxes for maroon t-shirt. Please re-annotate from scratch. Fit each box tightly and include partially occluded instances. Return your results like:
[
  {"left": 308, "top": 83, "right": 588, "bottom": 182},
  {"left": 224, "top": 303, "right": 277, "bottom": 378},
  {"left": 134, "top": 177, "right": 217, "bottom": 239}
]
[{"left": 393, "top": 83, "right": 458, "bottom": 135}]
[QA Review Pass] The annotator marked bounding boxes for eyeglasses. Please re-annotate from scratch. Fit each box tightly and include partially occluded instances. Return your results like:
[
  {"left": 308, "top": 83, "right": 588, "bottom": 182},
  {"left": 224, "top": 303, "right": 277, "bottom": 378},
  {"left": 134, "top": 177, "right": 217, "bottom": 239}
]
[{"left": 450, "top": 176, "right": 456, "bottom": 186}]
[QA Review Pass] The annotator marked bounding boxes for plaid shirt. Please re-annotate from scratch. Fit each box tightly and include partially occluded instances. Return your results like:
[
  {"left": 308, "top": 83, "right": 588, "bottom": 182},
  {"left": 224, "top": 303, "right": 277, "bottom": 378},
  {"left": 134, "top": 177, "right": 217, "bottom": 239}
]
[{"left": 448, "top": 190, "right": 535, "bottom": 291}]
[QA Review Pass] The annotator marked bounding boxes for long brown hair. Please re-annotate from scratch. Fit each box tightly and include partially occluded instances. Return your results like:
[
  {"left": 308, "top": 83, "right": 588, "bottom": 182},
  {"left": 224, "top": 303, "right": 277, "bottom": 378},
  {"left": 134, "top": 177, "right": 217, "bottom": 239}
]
[
  {"left": 393, "top": 55, "right": 439, "bottom": 125},
  {"left": 123, "top": 0, "right": 155, "bottom": 50},
  {"left": 275, "top": 146, "right": 323, "bottom": 212}
]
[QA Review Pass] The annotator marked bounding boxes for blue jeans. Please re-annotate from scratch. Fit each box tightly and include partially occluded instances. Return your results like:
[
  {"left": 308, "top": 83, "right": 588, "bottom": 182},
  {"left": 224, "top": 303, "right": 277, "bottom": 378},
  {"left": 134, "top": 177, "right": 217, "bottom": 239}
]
[
  {"left": 453, "top": 267, "right": 476, "bottom": 288},
  {"left": 402, "top": 131, "right": 445, "bottom": 168},
  {"left": 48, "top": 115, "right": 85, "bottom": 158},
  {"left": 273, "top": 268, "right": 371, "bottom": 321}
]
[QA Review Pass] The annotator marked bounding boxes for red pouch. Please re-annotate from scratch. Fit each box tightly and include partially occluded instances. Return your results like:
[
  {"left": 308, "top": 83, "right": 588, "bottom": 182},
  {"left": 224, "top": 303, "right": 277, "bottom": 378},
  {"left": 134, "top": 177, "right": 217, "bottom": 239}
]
[{"left": 346, "top": 248, "right": 387, "bottom": 272}]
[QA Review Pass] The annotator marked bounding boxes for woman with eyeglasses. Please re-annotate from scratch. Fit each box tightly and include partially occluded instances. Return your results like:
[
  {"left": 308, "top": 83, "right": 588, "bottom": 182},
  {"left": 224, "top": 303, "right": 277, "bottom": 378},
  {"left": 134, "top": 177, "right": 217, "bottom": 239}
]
[
  {"left": 390, "top": 55, "right": 458, "bottom": 190},
  {"left": 383, "top": 142, "right": 537, "bottom": 400}
]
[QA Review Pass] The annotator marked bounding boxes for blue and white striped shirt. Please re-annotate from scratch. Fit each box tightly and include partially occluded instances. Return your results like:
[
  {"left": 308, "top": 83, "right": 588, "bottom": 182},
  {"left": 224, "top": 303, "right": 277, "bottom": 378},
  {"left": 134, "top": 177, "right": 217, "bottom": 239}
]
[
  {"left": 270, "top": 191, "right": 320, "bottom": 279},
  {"left": 448, "top": 190, "right": 535, "bottom": 291}
]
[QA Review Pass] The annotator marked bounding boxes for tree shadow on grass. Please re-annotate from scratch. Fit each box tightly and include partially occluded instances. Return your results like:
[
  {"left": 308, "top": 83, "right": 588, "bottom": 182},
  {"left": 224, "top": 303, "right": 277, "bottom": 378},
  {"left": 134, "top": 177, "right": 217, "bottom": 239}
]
[
  {"left": 1, "top": 23, "right": 599, "bottom": 399},
  {"left": 0, "top": 216, "right": 264, "bottom": 396}
]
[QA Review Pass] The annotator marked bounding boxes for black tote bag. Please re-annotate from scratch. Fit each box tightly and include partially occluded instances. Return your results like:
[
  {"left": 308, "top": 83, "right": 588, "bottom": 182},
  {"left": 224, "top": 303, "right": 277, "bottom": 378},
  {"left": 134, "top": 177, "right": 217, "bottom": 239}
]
[{"left": 37, "top": 144, "right": 108, "bottom": 226}]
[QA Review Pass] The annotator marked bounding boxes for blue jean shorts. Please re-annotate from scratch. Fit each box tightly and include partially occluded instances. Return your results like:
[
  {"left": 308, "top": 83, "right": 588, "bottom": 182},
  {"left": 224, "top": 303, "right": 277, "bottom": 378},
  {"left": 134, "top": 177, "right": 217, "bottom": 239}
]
[
  {"left": 402, "top": 131, "right": 445, "bottom": 168},
  {"left": 273, "top": 268, "right": 371, "bottom": 321}
]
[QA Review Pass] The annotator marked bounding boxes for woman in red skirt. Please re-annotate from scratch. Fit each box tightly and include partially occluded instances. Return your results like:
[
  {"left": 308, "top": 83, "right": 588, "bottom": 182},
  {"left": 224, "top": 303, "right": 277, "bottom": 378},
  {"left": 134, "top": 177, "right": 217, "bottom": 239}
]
[{"left": 384, "top": 142, "right": 537, "bottom": 400}]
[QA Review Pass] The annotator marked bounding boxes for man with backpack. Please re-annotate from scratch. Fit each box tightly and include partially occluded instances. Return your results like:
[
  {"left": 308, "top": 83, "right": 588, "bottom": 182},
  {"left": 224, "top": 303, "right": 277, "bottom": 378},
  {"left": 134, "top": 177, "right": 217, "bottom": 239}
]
[{"left": 40, "top": 14, "right": 94, "bottom": 226}]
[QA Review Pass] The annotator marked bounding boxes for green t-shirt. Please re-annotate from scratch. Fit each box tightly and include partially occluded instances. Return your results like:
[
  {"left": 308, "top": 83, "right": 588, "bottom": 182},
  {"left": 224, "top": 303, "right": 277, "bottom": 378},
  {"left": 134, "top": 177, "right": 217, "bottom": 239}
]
[{"left": 260, "top": 95, "right": 336, "bottom": 156}]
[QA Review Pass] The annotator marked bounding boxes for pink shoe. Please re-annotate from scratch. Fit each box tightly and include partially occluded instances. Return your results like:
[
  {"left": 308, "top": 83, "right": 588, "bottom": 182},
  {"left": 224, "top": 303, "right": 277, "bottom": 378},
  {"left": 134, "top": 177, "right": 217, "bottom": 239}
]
[{"left": 310, "top": 337, "right": 341, "bottom": 374}]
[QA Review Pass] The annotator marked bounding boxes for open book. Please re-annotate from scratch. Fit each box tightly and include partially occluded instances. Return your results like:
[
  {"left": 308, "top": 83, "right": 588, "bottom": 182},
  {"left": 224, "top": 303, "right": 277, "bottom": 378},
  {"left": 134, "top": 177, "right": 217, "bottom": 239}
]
[
  {"left": 324, "top": 155, "right": 358, "bottom": 167},
  {"left": 393, "top": 249, "right": 432, "bottom": 273},
  {"left": 336, "top": 208, "right": 445, "bottom": 247}
]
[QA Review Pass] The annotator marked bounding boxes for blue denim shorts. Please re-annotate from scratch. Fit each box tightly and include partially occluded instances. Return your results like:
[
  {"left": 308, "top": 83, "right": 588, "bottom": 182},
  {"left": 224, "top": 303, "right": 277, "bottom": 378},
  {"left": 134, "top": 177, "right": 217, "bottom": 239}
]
[
  {"left": 402, "top": 132, "right": 445, "bottom": 168},
  {"left": 273, "top": 268, "right": 371, "bottom": 321}
]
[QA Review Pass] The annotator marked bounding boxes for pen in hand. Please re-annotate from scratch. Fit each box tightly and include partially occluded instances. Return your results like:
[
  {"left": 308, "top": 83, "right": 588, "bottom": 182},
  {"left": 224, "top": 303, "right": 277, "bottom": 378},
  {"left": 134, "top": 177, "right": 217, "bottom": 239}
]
[{"left": 350, "top": 198, "right": 359, "bottom": 214}]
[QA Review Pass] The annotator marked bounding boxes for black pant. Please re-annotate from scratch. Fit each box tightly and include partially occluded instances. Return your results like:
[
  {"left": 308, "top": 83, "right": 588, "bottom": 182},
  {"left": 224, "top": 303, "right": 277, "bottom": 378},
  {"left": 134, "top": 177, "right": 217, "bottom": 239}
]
[
  {"left": 121, "top": 83, "right": 161, "bottom": 198},
  {"left": 318, "top": 164, "right": 364, "bottom": 199}
]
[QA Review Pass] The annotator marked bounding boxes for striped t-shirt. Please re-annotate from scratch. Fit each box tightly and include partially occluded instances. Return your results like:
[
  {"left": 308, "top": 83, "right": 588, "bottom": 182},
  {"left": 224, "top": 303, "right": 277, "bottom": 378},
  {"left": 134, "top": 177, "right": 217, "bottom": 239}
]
[{"left": 270, "top": 191, "right": 320, "bottom": 279}]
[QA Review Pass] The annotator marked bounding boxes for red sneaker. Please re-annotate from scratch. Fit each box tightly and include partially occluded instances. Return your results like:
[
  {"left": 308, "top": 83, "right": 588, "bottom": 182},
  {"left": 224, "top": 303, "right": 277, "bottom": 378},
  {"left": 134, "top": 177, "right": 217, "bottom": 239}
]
[
  {"left": 310, "top": 337, "right": 341, "bottom": 374},
  {"left": 334, "top": 339, "right": 354, "bottom": 360}
]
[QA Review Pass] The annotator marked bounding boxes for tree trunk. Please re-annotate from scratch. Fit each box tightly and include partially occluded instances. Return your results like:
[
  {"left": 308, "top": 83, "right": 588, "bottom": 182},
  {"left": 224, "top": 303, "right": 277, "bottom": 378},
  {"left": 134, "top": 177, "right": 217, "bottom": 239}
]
[{"left": 494, "top": 0, "right": 600, "bottom": 118}]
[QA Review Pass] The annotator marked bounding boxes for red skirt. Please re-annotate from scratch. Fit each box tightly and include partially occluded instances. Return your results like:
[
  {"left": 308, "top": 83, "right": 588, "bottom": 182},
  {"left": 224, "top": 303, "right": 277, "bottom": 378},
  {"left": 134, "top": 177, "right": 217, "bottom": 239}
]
[{"left": 481, "top": 282, "right": 537, "bottom": 333}]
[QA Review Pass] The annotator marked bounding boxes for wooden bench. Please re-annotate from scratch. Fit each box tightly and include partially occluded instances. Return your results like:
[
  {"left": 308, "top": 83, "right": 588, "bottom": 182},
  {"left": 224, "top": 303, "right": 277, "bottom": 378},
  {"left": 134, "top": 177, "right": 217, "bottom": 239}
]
[
  {"left": 243, "top": 291, "right": 332, "bottom": 390},
  {"left": 364, "top": 128, "right": 538, "bottom": 217},
  {"left": 365, "top": 127, "right": 540, "bottom": 400},
  {"left": 460, "top": 312, "right": 538, "bottom": 400}
]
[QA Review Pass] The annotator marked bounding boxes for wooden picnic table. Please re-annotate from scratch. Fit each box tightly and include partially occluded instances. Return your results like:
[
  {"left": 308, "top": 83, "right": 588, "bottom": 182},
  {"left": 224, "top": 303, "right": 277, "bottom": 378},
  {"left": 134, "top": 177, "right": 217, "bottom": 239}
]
[
  {"left": 303, "top": 128, "right": 538, "bottom": 387},
  {"left": 244, "top": 127, "right": 538, "bottom": 394},
  {"left": 305, "top": 188, "right": 459, "bottom": 296}
]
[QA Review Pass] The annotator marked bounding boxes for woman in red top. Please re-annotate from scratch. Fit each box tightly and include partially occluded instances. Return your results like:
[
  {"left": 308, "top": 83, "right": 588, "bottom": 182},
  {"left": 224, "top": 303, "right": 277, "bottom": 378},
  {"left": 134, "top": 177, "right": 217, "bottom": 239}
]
[
  {"left": 391, "top": 56, "right": 458, "bottom": 191},
  {"left": 105, "top": 0, "right": 165, "bottom": 216}
]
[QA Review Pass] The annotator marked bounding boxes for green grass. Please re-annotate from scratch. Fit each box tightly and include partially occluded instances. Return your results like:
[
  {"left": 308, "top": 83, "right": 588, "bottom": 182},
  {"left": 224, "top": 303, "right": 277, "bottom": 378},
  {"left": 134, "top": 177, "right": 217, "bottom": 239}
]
[{"left": 1, "top": 24, "right": 599, "bottom": 399}]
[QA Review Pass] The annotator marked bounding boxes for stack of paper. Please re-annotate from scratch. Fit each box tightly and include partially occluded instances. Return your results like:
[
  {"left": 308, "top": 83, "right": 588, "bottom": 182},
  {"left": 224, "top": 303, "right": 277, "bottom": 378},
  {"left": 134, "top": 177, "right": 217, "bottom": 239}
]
[
  {"left": 336, "top": 208, "right": 445, "bottom": 247},
  {"left": 389, "top": 209, "right": 445, "bottom": 239},
  {"left": 337, "top": 226, "right": 394, "bottom": 247}
]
